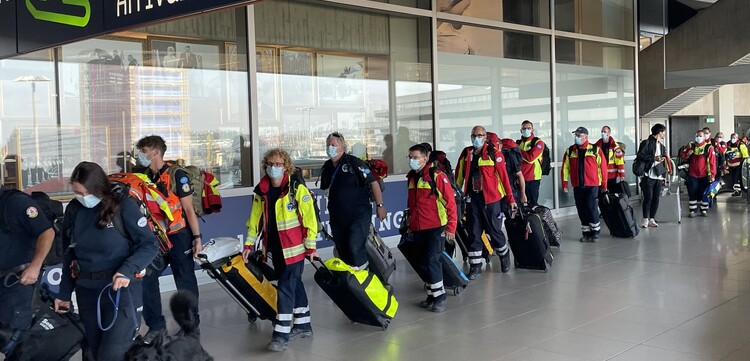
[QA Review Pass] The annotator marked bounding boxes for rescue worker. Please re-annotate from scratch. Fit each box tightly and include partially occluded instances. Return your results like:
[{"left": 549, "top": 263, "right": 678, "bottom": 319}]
[
  {"left": 135, "top": 135, "right": 203, "bottom": 342},
  {"left": 561, "top": 127, "right": 607, "bottom": 242},
  {"left": 455, "top": 125, "right": 517, "bottom": 279},
  {"left": 517, "top": 120, "right": 546, "bottom": 205},
  {"left": 405, "top": 144, "right": 457, "bottom": 313},
  {"left": 636, "top": 124, "right": 671, "bottom": 228},
  {"left": 54, "top": 162, "right": 158, "bottom": 361},
  {"left": 0, "top": 186, "right": 54, "bottom": 330},
  {"left": 320, "top": 132, "right": 386, "bottom": 270},
  {"left": 714, "top": 132, "right": 727, "bottom": 177},
  {"left": 680, "top": 130, "right": 717, "bottom": 217},
  {"left": 595, "top": 126, "right": 626, "bottom": 192},
  {"left": 727, "top": 133, "right": 749, "bottom": 196},
  {"left": 242, "top": 149, "right": 317, "bottom": 352}
]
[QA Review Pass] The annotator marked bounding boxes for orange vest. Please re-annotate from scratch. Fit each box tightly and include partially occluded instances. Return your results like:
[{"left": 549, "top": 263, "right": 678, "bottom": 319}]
[{"left": 158, "top": 163, "right": 187, "bottom": 234}]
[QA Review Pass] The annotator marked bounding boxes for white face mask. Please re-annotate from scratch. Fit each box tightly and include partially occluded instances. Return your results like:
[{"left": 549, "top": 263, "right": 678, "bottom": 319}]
[
  {"left": 327, "top": 145, "right": 339, "bottom": 159},
  {"left": 732, "top": 137, "right": 739, "bottom": 143},
  {"left": 695, "top": 136, "right": 705, "bottom": 143},
  {"left": 266, "top": 166, "right": 284, "bottom": 180},
  {"left": 718, "top": 137, "right": 724, "bottom": 143},
  {"left": 76, "top": 194, "right": 101, "bottom": 209}
]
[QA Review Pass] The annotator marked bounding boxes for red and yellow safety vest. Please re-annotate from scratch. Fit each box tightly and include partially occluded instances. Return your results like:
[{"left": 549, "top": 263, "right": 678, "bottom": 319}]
[
  {"left": 455, "top": 144, "right": 515, "bottom": 205},
  {"left": 561, "top": 142, "right": 607, "bottom": 189},
  {"left": 406, "top": 167, "right": 457, "bottom": 234}
]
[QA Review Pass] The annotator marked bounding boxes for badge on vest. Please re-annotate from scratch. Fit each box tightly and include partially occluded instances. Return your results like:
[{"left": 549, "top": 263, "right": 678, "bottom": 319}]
[
  {"left": 26, "top": 206, "right": 38, "bottom": 219},
  {"left": 287, "top": 202, "right": 296, "bottom": 212},
  {"left": 342, "top": 164, "right": 350, "bottom": 173}
]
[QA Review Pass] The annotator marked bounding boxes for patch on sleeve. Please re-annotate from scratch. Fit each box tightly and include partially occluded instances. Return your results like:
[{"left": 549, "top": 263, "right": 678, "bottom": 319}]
[
  {"left": 615, "top": 149, "right": 623, "bottom": 156},
  {"left": 137, "top": 217, "right": 148, "bottom": 228},
  {"left": 443, "top": 178, "right": 448, "bottom": 183},
  {"left": 537, "top": 144, "right": 543, "bottom": 149},
  {"left": 180, "top": 176, "right": 189, "bottom": 184},
  {"left": 302, "top": 195, "right": 312, "bottom": 202},
  {"left": 182, "top": 183, "right": 191, "bottom": 193},
  {"left": 26, "top": 206, "right": 39, "bottom": 219},
  {"left": 496, "top": 156, "right": 503, "bottom": 163}
]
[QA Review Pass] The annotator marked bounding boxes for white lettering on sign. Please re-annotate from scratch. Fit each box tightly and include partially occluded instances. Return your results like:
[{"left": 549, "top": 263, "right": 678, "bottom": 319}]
[
  {"left": 373, "top": 210, "right": 404, "bottom": 232},
  {"left": 118, "top": 0, "right": 184, "bottom": 17}
]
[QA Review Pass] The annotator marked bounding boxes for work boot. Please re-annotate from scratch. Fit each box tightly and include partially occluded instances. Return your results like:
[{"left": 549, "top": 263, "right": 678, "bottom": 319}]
[
  {"left": 589, "top": 232, "right": 600, "bottom": 242},
  {"left": 419, "top": 296, "right": 435, "bottom": 309},
  {"left": 579, "top": 232, "right": 591, "bottom": 242},
  {"left": 689, "top": 212, "right": 696, "bottom": 218},
  {"left": 701, "top": 210, "right": 708, "bottom": 217},
  {"left": 431, "top": 296, "right": 447, "bottom": 313},
  {"left": 289, "top": 327, "right": 313, "bottom": 341},
  {"left": 467, "top": 265, "right": 482, "bottom": 280},
  {"left": 499, "top": 252, "right": 511, "bottom": 273},
  {"left": 267, "top": 337, "right": 288, "bottom": 352}
]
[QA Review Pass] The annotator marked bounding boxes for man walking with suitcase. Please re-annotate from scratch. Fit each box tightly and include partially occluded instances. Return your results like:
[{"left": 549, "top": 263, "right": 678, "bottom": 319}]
[
  {"left": 679, "top": 130, "right": 717, "bottom": 218},
  {"left": 455, "top": 126, "right": 517, "bottom": 279},
  {"left": 561, "top": 127, "right": 607, "bottom": 242}
]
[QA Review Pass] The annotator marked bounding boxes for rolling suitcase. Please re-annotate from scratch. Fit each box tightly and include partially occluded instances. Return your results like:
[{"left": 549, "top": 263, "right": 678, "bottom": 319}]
[
  {"left": 504, "top": 209, "right": 552, "bottom": 271},
  {"left": 599, "top": 193, "right": 639, "bottom": 238},
  {"left": 532, "top": 205, "right": 561, "bottom": 248},
  {"left": 446, "top": 218, "right": 470, "bottom": 262},
  {"left": 654, "top": 176, "right": 682, "bottom": 224},
  {"left": 398, "top": 234, "right": 469, "bottom": 296},
  {"left": 311, "top": 257, "right": 397, "bottom": 329},
  {"left": 365, "top": 224, "right": 396, "bottom": 284},
  {"left": 196, "top": 237, "right": 277, "bottom": 323}
]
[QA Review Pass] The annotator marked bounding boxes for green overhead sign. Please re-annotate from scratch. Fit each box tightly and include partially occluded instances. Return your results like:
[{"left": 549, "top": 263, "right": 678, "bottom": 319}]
[{"left": 25, "top": 0, "right": 91, "bottom": 27}]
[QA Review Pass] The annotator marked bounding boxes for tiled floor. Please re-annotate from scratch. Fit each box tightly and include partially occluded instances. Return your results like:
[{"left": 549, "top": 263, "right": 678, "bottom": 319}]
[{"left": 51, "top": 195, "right": 750, "bottom": 360}]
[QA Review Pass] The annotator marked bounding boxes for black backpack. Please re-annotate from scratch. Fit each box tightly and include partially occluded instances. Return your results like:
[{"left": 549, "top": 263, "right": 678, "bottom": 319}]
[
  {"left": 290, "top": 167, "right": 328, "bottom": 239},
  {"left": 518, "top": 137, "right": 551, "bottom": 176},
  {"left": 416, "top": 167, "right": 465, "bottom": 219},
  {"left": 0, "top": 190, "right": 65, "bottom": 266}
]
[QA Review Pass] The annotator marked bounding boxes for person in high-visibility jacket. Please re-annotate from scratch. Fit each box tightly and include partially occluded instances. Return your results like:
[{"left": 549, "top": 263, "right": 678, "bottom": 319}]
[
  {"left": 405, "top": 144, "right": 457, "bottom": 313},
  {"left": 455, "top": 125, "right": 517, "bottom": 280},
  {"left": 679, "top": 130, "right": 717, "bottom": 217},
  {"left": 562, "top": 127, "right": 607, "bottom": 242},
  {"left": 517, "top": 120, "right": 545, "bottom": 205},
  {"left": 243, "top": 148, "right": 318, "bottom": 352},
  {"left": 726, "top": 133, "right": 749, "bottom": 196},
  {"left": 595, "top": 126, "right": 626, "bottom": 191}
]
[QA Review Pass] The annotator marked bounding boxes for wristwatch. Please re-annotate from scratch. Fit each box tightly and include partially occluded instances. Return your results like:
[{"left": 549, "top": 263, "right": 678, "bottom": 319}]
[
  {"left": 376, "top": 203, "right": 384, "bottom": 208},
  {"left": 192, "top": 234, "right": 202, "bottom": 240}
]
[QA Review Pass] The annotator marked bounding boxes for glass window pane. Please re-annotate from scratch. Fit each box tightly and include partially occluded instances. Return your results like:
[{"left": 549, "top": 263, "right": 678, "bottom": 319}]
[
  {"left": 437, "top": 24, "right": 552, "bottom": 194},
  {"left": 53, "top": 8, "right": 251, "bottom": 195},
  {"left": 370, "top": 0, "right": 430, "bottom": 9},
  {"left": 437, "top": 0, "right": 550, "bottom": 28},
  {"left": 555, "top": 0, "right": 634, "bottom": 41},
  {"left": 555, "top": 40, "right": 636, "bottom": 163},
  {"left": 254, "top": 1, "right": 433, "bottom": 178},
  {"left": 0, "top": 50, "right": 56, "bottom": 192}
]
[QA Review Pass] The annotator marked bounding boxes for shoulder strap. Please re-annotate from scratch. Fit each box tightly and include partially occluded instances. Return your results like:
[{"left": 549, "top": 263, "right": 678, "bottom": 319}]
[
  {"left": 531, "top": 137, "right": 540, "bottom": 146},
  {"left": 428, "top": 167, "right": 438, "bottom": 197},
  {"left": 111, "top": 194, "right": 135, "bottom": 252}
]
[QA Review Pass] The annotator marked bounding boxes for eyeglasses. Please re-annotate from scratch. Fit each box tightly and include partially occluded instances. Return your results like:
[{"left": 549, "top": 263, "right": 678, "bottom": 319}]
[
  {"left": 406, "top": 156, "right": 423, "bottom": 160},
  {"left": 471, "top": 134, "right": 485, "bottom": 138},
  {"left": 268, "top": 162, "right": 285, "bottom": 167}
]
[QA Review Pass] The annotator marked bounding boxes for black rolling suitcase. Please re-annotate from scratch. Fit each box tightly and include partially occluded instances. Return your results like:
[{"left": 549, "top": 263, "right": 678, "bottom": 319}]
[
  {"left": 505, "top": 209, "right": 552, "bottom": 271},
  {"left": 532, "top": 205, "right": 562, "bottom": 248},
  {"left": 598, "top": 193, "right": 639, "bottom": 238},
  {"left": 311, "top": 257, "right": 398, "bottom": 329},
  {"left": 365, "top": 225, "right": 396, "bottom": 284},
  {"left": 196, "top": 238, "right": 277, "bottom": 323},
  {"left": 445, "top": 219, "right": 469, "bottom": 262},
  {"left": 398, "top": 234, "right": 469, "bottom": 295}
]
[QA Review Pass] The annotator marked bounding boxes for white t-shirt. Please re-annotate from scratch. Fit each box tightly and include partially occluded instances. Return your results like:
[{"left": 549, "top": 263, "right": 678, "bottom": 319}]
[{"left": 647, "top": 142, "right": 665, "bottom": 180}]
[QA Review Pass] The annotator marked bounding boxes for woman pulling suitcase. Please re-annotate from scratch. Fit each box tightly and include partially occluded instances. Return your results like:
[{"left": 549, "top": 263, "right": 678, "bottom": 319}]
[
  {"left": 242, "top": 148, "right": 319, "bottom": 352},
  {"left": 54, "top": 162, "right": 159, "bottom": 361}
]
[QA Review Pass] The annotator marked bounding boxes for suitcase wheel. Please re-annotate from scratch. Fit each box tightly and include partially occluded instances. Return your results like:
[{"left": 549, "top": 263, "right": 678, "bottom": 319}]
[
  {"left": 247, "top": 314, "right": 257, "bottom": 324},
  {"left": 453, "top": 287, "right": 463, "bottom": 296},
  {"left": 381, "top": 319, "right": 390, "bottom": 330}
]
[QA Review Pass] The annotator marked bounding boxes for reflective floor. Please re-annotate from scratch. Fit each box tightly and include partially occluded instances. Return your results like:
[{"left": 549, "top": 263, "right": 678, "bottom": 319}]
[{"left": 84, "top": 195, "right": 750, "bottom": 360}]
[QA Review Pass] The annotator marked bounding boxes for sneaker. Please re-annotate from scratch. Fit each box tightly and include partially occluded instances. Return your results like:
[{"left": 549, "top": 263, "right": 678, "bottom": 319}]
[
  {"left": 641, "top": 219, "right": 650, "bottom": 228},
  {"left": 419, "top": 296, "right": 435, "bottom": 309},
  {"left": 289, "top": 328, "right": 313, "bottom": 341},
  {"left": 499, "top": 252, "right": 511, "bottom": 273},
  {"left": 467, "top": 265, "right": 482, "bottom": 280},
  {"left": 689, "top": 212, "right": 696, "bottom": 218},
  {"left": 267, "top": 337, "right": 288, "bottom": 352},
  {"left": 431, "top": 298, "right": 447, "bottom": 313},
  {"left": 701, "top": 211, "right": 708, "bottom": 217},
  {"left": 142, "top": 329, "right": 166, "bottom": 345},
  {"left": 648, "top": 219, "right": 659, "bottom": 227}
]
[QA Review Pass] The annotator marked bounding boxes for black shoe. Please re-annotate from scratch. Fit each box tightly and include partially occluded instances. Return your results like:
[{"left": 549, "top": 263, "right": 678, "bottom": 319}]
[
  {"left": 419, "top": 296, "right": 435, "bottom": 309},
  {"left": 579, "top": 235, "right": 590, "bottom": 242},
  {"left": 288, "top": 327, "right": 313, "bottom": 341},
  {"left": 267, "top": 337, "right": 288, "bottom": 352},
  {"left": 589, "top": 233, "right": 599, "bottom": 242},
  {"left": 467, "top": 266, "right": 482, "bottom": 280},
  {"left": 431, "top": 297, "right": 447, "bottom": 313},
  {"left": 499, "top": 252, "right": 511, "bottom": 273}
]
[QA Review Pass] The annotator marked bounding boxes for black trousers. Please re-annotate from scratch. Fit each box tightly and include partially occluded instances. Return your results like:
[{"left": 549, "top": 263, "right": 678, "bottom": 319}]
[
  {"left": 466, "top": 198, "right": 507, "bottom": 267},
  {"left": 686, "top": 176, "right": 710, "bottom": 212},
  {"left": 411, "top": 226, "right": 446, "bottom": 298},
  {"left": 142, "top": 227, "right": 200, "bottom": 331},
  {"left": 573, "top": 186, "right": 600, "bottom": 236},
  {"left": 0, "top": 279, "right": 33, "bottom": 329},
  {"left": 730, "top": 165, "right": 743, "bottom": 190},
  {"left": 330, "top": 215, "right": 370, "bottom": 269},
  {"left": 640, "top": 177, "right": 664, "bottom": 219},
  {"left": 525, "top": 180, "right": 541, "bottom": 206},
  {"left": 77, "top": 282, "right": 142, "bottom": 361}
]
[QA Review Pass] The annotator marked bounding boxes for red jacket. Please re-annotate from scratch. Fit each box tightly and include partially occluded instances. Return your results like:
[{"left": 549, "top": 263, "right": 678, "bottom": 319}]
[
  {"left": 406, "top": 167, "right": 458, "bottom": 234},
  {"left": 517, "top": 135, "right": 545, "bottom": 181},
  {"left": 561, "top": 141, "right": 607, "bottom": 189},
  {"left": 595, "top": 137, "right": 626, "bottom": 180},
  {"left": 455, "top": 144, "right": 516, "bottom": 205},
  {"left": 680, "top": 142, "right": 717, "bottom": 179}
]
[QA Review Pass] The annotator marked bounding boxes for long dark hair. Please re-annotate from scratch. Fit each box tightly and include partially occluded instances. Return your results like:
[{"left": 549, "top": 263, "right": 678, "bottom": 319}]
[{"left": 70, "top": 162, "right": 119, "bottom": 228}]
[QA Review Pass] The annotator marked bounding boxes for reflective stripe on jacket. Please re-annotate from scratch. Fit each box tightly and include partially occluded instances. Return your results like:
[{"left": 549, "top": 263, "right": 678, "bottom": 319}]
[
  {"left": 680, "top": 142, "right": 716, "bottom": 178},
  {"left": 406, "top": 167, "right": 458, "bottom": 234},
  {"left": 157, "top": 163, "right": 187, "bottom": 234},
  {"left": 517, "top": 136, "right": 544, "bottom": 181},
  {"left": 727, "top": 142, "right": 749, "bottom": 167},
  {"left": 561, "top": 142, "right": 607, "bottom": 189},
  {"left": 595, "top": 138, "right": 625, "bottom": 180},
  {"left": 245, "top": 174, "right": 318, "bottom": 265},
  {"left": 455, "top": 144, "right": 515, "bottom": 205}
]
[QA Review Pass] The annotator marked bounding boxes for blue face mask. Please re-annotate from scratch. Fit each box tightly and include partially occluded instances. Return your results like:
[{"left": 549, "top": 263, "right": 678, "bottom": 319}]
[
  {"left": 472, "top": 137, "right": 484, "bottom": 148},
  {"left": 76, "top": 194, "right": 101, "bottom": 209},
  {"left": 136, "top": 152, "right": 151, "bottom": 167},
  {"left": 327, "top": 145, "right": 339, "bottom": 159},
  {"left": 574, "top": 136, "right": 584, "bottom": 146},
  {"left": 409, "top": 159, "right": 422, "bottom": 171},
  {"left": 695, "top": 136, "right": 704, "bottom": 143},
  {"left": 266, "top": 166, "right": 284, "bottom": 180},
  {"left": 601, "top": 133, "right": 609, "bottom": 141},
  {"left": 521, "top": 129, "right": 532, "bottom": 138}
]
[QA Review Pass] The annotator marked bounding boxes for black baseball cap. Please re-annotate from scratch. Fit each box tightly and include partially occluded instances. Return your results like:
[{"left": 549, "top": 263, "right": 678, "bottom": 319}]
[{"left": 572, "top": 127, "right": 589, "bottom": 135}]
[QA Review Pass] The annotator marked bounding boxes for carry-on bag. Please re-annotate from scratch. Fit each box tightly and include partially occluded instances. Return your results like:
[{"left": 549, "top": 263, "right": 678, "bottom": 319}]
[
  {"left": 703, "top": 179, "right": 723, "bottom": 206},
  {"left": 365, "top": 224, "right": 396, "bottom": 284},
  {"left": 532, "top": 205, "right": 561, "bottom": 248},
  {"left": 311, "top": 257, "right": 397, "bottom": 330},
  {"left": 599, "top": 193, "right": 639, "bottom": 238},
  {"left": 654, "top": 161, "right": 682, "bottom": 223},
  {"left": 196, "top": 237, "right": 277, "bottom": 323},
  {"left": 504, "top": 208, "right": 552, "bottom": 271},
  {"left": 398, "top": 234, "right": 469, "bottom": 295},
  {"left": 445, "top": 218, "right": 470, "bottom": 262}
]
